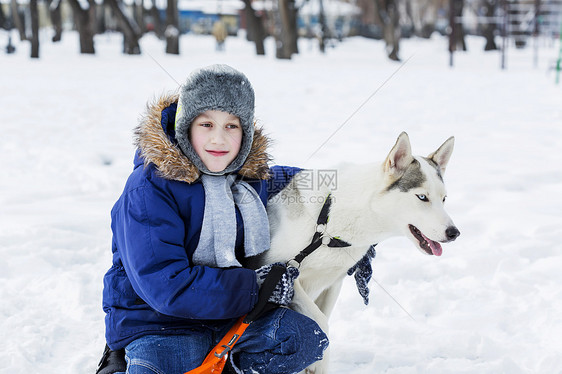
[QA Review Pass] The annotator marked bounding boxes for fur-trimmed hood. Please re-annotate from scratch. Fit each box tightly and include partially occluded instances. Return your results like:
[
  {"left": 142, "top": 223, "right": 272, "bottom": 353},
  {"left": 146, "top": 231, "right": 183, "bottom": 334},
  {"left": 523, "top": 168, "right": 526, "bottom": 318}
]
[{"left": 133, "top": 93, "right": 271, "bottom": 184}]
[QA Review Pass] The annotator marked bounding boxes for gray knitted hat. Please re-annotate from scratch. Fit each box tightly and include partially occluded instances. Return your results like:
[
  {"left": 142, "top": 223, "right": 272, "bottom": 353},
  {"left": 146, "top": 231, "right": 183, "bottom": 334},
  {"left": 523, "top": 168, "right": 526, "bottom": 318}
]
[{"left": 174, "top": 64, "right": 255, "bottom": 175}]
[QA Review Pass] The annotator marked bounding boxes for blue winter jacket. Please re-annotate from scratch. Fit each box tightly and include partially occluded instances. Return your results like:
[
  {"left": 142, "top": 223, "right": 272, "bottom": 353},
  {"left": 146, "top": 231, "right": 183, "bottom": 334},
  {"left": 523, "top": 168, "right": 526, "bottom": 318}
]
[{"left": 102, "top": 95, "right": 301, "bottom": 350}]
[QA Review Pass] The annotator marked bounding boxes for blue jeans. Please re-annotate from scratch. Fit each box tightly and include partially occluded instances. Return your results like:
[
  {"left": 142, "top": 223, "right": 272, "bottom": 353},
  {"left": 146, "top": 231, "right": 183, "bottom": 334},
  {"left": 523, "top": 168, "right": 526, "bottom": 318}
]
[{"left": 123, "top": 308, "right": 328, "bottom": 374}]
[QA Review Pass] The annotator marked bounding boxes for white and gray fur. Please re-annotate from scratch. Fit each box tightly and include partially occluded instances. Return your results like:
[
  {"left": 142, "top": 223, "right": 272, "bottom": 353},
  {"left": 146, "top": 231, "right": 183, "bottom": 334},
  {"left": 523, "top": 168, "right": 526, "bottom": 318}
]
[{"left": 257, "top": 132, "right": 460, "bottom": 374}]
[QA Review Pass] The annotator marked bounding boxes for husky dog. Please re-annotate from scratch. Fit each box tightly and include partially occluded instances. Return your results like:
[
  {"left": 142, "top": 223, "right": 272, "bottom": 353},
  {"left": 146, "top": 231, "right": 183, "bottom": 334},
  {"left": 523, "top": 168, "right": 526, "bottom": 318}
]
[{"left": 257, "top": 132, "right": 460, "bottom": 373}]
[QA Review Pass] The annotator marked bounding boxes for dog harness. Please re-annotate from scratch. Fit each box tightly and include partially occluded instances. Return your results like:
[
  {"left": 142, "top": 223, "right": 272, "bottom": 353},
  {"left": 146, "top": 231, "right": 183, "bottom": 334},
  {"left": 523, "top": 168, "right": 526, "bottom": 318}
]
[
  {"left": 289, "top": 193, "right": 377, "bottom": 305},
  {"left": 288, "top": 193, "right": 352, "bottom": 267}
]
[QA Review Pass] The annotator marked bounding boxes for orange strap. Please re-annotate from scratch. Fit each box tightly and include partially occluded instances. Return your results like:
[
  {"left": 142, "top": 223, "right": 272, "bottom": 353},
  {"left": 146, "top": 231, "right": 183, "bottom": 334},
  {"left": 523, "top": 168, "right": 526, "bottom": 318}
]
[
  {"left": 184, "top": 264, "right": 288, "bottom": 374},
  {"left": 184, "top": 316, "right": 250, "bottom": 374}
]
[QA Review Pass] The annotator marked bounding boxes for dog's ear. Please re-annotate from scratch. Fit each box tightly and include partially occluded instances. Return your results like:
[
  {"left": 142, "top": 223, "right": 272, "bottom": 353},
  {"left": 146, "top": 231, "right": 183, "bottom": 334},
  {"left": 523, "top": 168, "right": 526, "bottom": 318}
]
[
  {"left": 428, "top": 136, "right": 455, "bottom": 175},
  {"left": 384, "top": 132, "right": 413, "bottom": 177}
]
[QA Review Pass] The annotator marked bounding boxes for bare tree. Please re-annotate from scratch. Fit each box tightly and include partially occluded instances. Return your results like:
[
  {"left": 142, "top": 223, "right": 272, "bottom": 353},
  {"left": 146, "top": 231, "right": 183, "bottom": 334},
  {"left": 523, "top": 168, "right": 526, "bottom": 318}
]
[
  {"left": 10, "top": 0, "right": 26, "bottom": 41},
  {"left": 165, "top": 0, "right": 179, "bottom": 54},
  {"left": 105, "top": 0, "right": 142, "bottom": 54},
  {"left": 276, "top": 0, "right": 298, "bottom": 59},
  {"left": 46, "top": 0, "right": 63, "bottom": 42},
  {"left": 132, "top": 0, "right": 145, "bottom": 33},
  {"left": 148, "top": 0, "right": 164, "bottom": 39},
  {"left": 286, "top": 0, "right": 298, "bottom": 54},
  {"left": 375, "top": 0, "right": 401, "bottom": 61},
  {"left": 30, "top": 0, "right": 39, "bottom": 57},
  {"left": 67, "top": 0, "right": 96, "bottom": 53},
  {"left": 449, "top": 0, "right": 466, "bottom": 51},
  {"left": 481, "top": 0, "right": 498, "bottom": 50},
  {"left": 97, "top": 1, "right": 107, "bottom": 34},
  {"left": 0, "top": 2, "right": 6, "bottom": 29},
  {"left": 318, "top": 0, "right": 329, "bottom": 52},
  {"left": 243, "top": 0, "right": 266, "bottom": 55}
]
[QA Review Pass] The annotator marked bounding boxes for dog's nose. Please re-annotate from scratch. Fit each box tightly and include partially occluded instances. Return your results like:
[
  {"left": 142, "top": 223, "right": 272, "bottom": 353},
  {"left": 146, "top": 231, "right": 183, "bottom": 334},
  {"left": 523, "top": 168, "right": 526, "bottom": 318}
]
[{"left": 446, "top": 226, "right": 460, "bottom": 241}]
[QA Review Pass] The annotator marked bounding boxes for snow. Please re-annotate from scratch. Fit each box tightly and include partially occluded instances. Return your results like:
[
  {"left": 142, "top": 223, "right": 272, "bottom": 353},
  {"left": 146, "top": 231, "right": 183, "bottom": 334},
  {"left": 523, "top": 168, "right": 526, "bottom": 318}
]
[{"left": 1, "top": 30, "right": 561, "bottom": 373}]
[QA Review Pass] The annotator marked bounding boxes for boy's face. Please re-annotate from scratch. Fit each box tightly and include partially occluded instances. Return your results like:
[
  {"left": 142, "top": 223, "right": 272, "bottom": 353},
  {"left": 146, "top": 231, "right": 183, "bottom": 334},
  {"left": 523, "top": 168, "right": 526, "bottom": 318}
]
[{"left": 190, "top": 110, "right": 243, "bottom": 173}]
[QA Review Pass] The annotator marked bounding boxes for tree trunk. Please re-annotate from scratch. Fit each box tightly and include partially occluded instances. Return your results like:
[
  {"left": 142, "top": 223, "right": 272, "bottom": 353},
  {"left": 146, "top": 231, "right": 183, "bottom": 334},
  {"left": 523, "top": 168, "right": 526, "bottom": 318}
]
[
  {"left": 375, "top": 0, "right": 401, "bottom": 61},
  {"left": 165, "top": 0, "right": 179, "bottom": 54},
  {"left": 10, "top": 0, "right": 26, "bottom": 41},
  {"left": 276, "top": 0, "right": 298, "bottom": 59},
  {"left": 105, "top": 0, "right": 142, "bottom": 54},
  {"left": 287, "top": 0, "right": 298, "bottom": 54},
  {"left": 30, "top": 0, "right": 39, "bottom": 57},
  {"left": 275, "top": 2, "right": 290, "bottom": 59},
  {"left": 0, "top": 2, "right": 6, "bottom": 30},
  {"left": 97, "top": 1, "right": 106, "bottom": 34},
  {"left": 448, "top": 0, "right": 466, "bottom": 51},
  {"left": 318, "top": 0, "right": 328, "bottom": 53},
  {"left": 133, "top": 0, "right": 145, "bottom": 34},
  {"left": 47, "top": 0, "right": 63, "bottom": 42},
  {"left": 67, "top": 0, "right": 96, "bottom": 54},
  {"left": 482, "top": 0, "right": 497, "bottom": 50},
  {"left": 243, "top": 0, "right": 266, "bottom": 55},
  {"left": 149, "top": 0, "right": 164, "bottom": 39},
  {"left": 455, "top": 0, "right": 467, "bottom": 50}
]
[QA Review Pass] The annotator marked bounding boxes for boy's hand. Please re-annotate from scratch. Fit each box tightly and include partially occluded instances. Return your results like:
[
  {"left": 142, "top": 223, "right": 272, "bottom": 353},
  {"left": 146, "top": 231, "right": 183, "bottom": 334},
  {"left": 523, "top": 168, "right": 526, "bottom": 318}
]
[{"left": 255, "top": 263, "right": 300, "bottom": 306}]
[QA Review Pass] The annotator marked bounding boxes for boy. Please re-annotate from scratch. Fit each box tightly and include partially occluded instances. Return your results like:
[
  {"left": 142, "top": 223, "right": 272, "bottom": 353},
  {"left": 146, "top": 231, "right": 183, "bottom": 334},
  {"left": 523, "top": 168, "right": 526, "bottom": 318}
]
[{"left": 97, "top": 65, "right": 328, "bottom": 374}]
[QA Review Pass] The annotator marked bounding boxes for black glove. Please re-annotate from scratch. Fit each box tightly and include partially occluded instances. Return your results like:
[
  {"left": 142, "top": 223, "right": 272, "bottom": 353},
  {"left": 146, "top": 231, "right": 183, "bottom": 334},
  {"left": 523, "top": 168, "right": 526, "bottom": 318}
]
[
  {"left": 255, "top": 263, "right": 300, "bottom": 306},
  {"left": 347, "top": 245, "right": 377, "bottom": 305}
]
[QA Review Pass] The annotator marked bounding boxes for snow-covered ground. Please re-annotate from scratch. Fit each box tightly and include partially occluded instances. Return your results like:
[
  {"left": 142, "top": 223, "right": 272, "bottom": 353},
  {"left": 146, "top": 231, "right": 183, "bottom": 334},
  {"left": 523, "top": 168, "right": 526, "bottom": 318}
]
[{"left": 1, "top": 30, "right": 561, "bottom": 373}]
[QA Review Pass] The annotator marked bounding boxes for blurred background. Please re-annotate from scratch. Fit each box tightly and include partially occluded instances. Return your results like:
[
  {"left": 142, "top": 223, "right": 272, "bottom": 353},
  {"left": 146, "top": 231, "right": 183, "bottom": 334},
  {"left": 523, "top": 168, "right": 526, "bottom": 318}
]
[{"left": 1, "top": 0, "right": 561, "bottom": 71}]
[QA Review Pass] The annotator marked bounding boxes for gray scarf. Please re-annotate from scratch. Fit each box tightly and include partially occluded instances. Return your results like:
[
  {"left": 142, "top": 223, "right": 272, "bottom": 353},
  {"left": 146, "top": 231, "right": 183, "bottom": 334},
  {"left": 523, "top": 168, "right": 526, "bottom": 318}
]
[{"left": 192, "top": 174, "right": 270, "bottom": 268}]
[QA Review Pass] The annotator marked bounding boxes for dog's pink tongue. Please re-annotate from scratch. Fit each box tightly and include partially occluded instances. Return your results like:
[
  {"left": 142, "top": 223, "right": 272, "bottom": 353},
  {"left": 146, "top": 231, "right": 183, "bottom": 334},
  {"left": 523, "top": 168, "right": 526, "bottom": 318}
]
[
  {"left": 421, "top": 231, "right": 443, "bottom": 256},
  {"left": 429, "top": 240, "right": 443, "bottom": 256}
]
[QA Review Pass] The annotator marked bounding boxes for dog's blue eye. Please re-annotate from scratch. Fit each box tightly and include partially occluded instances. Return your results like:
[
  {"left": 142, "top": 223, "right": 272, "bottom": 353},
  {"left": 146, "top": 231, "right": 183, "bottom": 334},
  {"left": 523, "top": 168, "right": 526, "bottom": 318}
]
[{"left": 416, "top": 194, "right": 429, "bottom": 202}]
